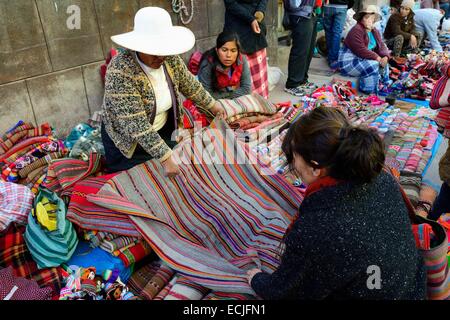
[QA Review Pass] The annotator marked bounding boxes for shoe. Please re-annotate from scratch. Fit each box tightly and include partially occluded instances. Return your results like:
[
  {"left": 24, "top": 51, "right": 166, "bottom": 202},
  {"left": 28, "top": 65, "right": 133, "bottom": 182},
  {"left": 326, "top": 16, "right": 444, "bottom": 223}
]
[
  {"left": 284, "top": 86, "right": 305, "bottom": 97},
  {"left": 300, "top": 81, "right": 318, "bottom": 90}
]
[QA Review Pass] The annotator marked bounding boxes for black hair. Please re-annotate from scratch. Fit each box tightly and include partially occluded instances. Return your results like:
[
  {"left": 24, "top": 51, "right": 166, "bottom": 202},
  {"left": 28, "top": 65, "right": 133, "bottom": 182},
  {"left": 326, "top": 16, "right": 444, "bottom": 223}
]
[{"left": 200, "top": 32, "right": 241, "bottom": 90}]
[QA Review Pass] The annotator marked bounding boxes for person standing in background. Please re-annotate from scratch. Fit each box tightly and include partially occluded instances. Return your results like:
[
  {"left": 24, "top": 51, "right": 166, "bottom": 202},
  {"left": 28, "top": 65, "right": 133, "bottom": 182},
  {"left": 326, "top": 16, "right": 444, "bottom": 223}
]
[
  {"left": 283, "top": 0, "right": 324, "bottom": 97},
  {"left": 323, "top": 0, "right": 354, "bottom": 71},
  {"left": 223, "top": 0, "right": 270, "bottom": 99}
]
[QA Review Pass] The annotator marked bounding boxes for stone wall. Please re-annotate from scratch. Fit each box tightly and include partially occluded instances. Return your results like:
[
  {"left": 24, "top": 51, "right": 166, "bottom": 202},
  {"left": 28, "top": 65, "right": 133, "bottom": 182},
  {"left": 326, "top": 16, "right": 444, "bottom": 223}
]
[{"left": 0, "top": 0, "right": 279, "bottom": 137}]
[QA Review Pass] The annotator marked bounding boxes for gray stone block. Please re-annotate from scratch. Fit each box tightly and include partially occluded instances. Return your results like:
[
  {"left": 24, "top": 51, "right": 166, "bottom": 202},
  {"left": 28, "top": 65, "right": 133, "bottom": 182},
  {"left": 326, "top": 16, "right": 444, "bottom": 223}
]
[
  {"left": 0, "top": 0, "right": 52, "bottom": 84},
  {"left": 138, "top": 0, "right": 178, "bottom": 22},
  {"left": 0, "top": 81, "right": 37, "bottom": 134},
  {"left": 207, "top": 0, "right": 225, "bottom": 36},
  {"left": 264, "top": 0, "right": 277, "bottom": 27},
  {"left": 266, "top": 26, "right": 278, "bottom": 66},
  {"left": 82, "top": 62, "right": 105, "bottom": 114},
  {"left": 94, "top": 0, "right": 139, "bottom": 56},
  {"left": 175, "top": 0, "right": 208, "bottom": 39},
  {"left": 35, "top": 0, "right": 104, "bottom": 71},
  {"left": 27, "top": 68, "right": 90, "bottom": 138}
]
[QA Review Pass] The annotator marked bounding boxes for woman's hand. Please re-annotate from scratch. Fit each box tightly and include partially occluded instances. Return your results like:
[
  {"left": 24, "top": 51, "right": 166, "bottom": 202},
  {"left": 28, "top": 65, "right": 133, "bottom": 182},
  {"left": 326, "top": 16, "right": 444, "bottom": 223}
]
[
  {"left": 161, "top": 155, "right": 180, "bottom": 178},
  {"left": 246, "top": 268, "right": 262, "bottom": 285},
  {"left": 410, "top": 35, "right": 417, "bottom": 49},
  {"left": 209, "top": 102, "right": 226, "bottom": 119},
  {"left": 251, "top": 20, "right": 261, "bottom": 34},
  {"left": 380, "top": 56, "right": 389, "bottom": 68}
]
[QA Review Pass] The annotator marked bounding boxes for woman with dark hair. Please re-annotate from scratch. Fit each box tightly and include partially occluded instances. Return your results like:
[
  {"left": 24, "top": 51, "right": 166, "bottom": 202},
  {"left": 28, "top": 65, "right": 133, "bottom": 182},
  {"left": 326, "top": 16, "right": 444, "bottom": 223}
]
[
  {"left": 246, "top": 107, "right": 426, "bottom": 300},
  {"left": 338, "top": 5, "right": 391, "bottom": 94},
  {"left": 223, "top": 0, "right": 269, "bottom": 99},
  {"left": 198, "top": 32, "right": 252, "bottom": 100}
]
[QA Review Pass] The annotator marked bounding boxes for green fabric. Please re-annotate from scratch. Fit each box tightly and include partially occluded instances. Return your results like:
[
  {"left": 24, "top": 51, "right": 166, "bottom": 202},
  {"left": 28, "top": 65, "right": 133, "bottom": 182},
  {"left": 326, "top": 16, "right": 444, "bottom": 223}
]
[{"left": 24, "top": 188, "right": 78, "bottom": 269}]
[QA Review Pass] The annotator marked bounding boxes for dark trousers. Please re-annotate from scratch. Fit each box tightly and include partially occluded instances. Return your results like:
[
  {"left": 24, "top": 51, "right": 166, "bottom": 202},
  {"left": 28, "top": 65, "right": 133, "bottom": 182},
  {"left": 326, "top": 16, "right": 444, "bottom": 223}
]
[
  {"left": 429, "top": 182, "right": 450, "bottom": 221},
  {"left": 286, "top": 14, "right": 318, "bottom": 88},
  {"left": 101, "top": 122, "right": 177, "bottom": 173}
]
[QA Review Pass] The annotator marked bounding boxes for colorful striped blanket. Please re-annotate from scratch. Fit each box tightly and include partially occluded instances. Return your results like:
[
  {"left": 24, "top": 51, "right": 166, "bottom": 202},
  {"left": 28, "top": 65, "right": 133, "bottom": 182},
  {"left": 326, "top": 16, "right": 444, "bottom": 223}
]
[{"left": 87, "top": 120, "right": 302, "bottom": 295}]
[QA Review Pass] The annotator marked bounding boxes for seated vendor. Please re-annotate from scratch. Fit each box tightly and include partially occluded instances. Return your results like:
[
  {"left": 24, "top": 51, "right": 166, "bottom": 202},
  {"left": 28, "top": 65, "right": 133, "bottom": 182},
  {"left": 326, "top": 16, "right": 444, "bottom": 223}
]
[
  {"left": 338, "top": 5, "right": 391, "bottom": 94},
  {"left": 384, "top": 0, "right": 424, "bottom": 57},
  {"left": 246, "top": 106, "right": 427, "bottom": 300},
  {"left": 198, "top": 32, "right": 252, "bottom": 100},
  {"left": 101, "top": 7, "right": 224, "bottom": 175}
]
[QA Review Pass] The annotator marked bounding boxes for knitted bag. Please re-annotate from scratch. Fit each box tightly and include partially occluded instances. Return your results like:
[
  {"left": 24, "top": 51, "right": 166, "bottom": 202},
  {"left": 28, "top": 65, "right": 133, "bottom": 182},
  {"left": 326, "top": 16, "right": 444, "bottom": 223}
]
[
  {"left": 24, "top": 188, "right": 78, "bottom": 269},
  {"left": 430, "top": 64, "right": 450, "bottom": 109}
]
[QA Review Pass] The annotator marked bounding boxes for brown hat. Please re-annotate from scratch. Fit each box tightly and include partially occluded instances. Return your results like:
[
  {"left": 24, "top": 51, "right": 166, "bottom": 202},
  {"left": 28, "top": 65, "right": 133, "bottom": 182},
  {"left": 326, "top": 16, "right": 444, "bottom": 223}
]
[{"left": 353, "top": 5, "right": 382, "bottom": 22}]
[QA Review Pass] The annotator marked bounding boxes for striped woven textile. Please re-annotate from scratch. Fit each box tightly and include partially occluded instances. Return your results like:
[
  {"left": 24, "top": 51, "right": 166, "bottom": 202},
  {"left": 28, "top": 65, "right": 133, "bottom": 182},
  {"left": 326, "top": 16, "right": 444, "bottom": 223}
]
[
  {"left": 127, "top": 260, "right": 175, "bottom": 300},
  {"left": 87, "top": 120, "right": 302, "bottom": 295},
  {"left": 116, "top": 241, "right": 152, "bottom": 267},
  {"left": 99, "top": 235, "right": 137, "bottom": 253},
  {"left": 153, "top": 276, "right": 178, "bottom": 300},
  {"left": 430, "top": 64, "right": 450, "bottom": 109},
  {"left": 0, "top": 123, "right": 51, "bottom": 155},
  {"left": 42, "top": 152, "right": 102, "bottom": 195},
  {"left": 436, "top": 107, "right": 450, "bottom": 139},
  {"left": 164, "top": 276, "right": 210, "bottom": 300},
  {"left": 203, "top": 291, "right": 256, "bottom": 300},
  {"left": 66, "top": 174, "right": 140, "bottom": 237},
  {"left": 18, "top": 152, "right": 66, "bottom": 179},
  {"left": 218, "top": 93, "right": 277, "bottom": 120}
]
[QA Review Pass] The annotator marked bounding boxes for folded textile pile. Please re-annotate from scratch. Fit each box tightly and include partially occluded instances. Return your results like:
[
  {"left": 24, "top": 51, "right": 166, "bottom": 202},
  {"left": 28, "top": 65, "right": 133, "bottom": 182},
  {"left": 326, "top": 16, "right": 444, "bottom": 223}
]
[
  {"left": 42, "top": 152, "right": 103, "bottom": 201},
  {"left": 83, "top": 230, "right": 152, "bottom": 267},
  {"left": 380, "top": 52, "right": 450, "bottom": 100},
  {"left": 79, "top": 120, "right": 302, "bottom": 295},
  {"left": 0, "top": 121, "right": 68, "bottom": 193}
]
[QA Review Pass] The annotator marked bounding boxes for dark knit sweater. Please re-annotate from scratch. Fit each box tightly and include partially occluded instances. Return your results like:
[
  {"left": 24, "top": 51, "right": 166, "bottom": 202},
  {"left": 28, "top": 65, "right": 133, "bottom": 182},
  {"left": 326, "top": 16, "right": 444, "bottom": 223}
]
[
  {"left": 224, "top": 0, "right": 268, "bottom": 54},
  {"left": 251, "top": 172, "right": 427, "bottom": 300}
]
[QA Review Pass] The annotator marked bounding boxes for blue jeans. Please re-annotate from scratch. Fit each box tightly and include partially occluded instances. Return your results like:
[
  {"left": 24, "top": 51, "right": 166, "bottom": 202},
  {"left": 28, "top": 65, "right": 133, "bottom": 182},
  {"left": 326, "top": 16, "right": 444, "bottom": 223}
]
[
  {"left": 323, "top": 6, "right": 347, "bottom": 67},
  {"left": 286, "top": 15, "right": 318, "bottom": 88},
  {"left": 441, "top": 3, "right": 450, "bottom": 19}
]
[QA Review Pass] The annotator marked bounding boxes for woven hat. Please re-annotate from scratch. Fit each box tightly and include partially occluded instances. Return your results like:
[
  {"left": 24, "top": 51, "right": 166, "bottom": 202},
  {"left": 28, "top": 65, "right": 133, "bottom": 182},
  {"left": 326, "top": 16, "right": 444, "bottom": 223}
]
[
  {"left": 111, "top": 7, "right": 195, "bottom": 56},
  {"left": 353, "top": 5, "right": 382, "bottom": 22}
]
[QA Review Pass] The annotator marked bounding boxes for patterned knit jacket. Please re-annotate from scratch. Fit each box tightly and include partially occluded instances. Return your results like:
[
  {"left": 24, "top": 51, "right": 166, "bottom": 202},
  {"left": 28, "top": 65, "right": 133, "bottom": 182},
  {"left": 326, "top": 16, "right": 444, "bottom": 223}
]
[
  {"left": 251, "top": 171, "right": 427, "bottom": 300},
  {"left": 102, "top": 49, "right": 215, "bottom": 162}
]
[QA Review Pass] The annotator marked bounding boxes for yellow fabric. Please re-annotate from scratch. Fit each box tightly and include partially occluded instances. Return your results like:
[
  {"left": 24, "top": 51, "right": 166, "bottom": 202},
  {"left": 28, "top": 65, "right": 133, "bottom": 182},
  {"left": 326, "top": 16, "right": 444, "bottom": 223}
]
[{"left": 35, "top": 197, "right": 57, "bottom": 231}]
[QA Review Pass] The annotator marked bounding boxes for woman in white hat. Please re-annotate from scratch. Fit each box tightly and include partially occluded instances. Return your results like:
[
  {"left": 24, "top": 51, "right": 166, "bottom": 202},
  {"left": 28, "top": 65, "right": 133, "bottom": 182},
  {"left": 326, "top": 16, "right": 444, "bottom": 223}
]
[
  {"left": 384, "top": 0, "right": 424, "bottom": 57},
  {"left": 337, "top": 5, "right": 391, "bottom": 94},
  {"left": 101, "top": 7, "right": 224, "bottom": 176}
]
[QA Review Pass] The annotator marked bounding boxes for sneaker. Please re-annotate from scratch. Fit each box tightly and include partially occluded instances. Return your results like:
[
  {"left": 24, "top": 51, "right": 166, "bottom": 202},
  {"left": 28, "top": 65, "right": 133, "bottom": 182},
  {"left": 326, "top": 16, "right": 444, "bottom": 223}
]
[
  {"left": 300, "top": 81, "right": 318, "bottom": 90},
  {"left": 284, "top": 86, "right": 305, "bottom": 97}
]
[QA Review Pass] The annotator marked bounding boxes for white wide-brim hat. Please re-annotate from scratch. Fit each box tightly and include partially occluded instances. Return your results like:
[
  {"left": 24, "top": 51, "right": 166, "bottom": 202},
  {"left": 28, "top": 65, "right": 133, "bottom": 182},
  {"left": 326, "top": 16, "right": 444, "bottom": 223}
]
[{"left": 111, "top": 7, "right": 195, "bottom": 56}]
